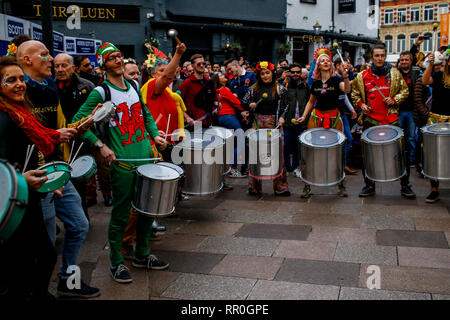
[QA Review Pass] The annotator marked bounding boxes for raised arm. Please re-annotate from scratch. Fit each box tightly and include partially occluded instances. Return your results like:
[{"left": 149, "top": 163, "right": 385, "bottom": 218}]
[{"left": 154, "top": 43, "right": 187, "bottom": 96}]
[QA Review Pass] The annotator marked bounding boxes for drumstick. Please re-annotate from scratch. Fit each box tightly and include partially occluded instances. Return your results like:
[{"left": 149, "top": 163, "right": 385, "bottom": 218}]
[
  {"left": 70, "top": 142, "right": 84, "bottom": 166},
  {"left": 69, "top": 141, "right": 76, "bottom": 164},
  {"left": 370, "top": 80, "right": 386, "bottom": 100},
  {"left": 22, "top": 144, "right": 35, "bottom": 174},
  {"left": 155, "top": 114, "right": 163, "bottom": 125},
  {"left": 76, "top": 114, "right": 94, "bottom": 129},
  {"left": 164, "top": 114, "right": 171, "bottom": 142}
]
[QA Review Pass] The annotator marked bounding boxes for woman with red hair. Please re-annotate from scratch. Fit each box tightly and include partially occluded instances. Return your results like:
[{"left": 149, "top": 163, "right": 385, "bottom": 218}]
[{"left": 297, "top": 48, "right": 351, "bottom": 198}]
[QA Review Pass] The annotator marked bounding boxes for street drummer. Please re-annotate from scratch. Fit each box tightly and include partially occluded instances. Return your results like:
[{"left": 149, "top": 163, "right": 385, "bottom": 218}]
[
  {"left": 421, "top": 49, "right": 450, "bottom": 203},
  {"left": 0, "top": 55, "right": 72, "bottom": 299},
  {"left": 351, "top": 42, "right": 415, "bottom": 198},
  {"left": 242, "top": 61, "right": 290, "bottom": 197},
  {"left": 297, "top": 47, "right": 351, "bottom": 198},
  {"left": 72, "top": 42, "right": 169, "bottom": 284}
]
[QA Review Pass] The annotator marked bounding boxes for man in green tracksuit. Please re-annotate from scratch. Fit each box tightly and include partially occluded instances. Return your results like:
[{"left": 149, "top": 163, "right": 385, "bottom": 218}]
[{"left": 73, "top": 43, "right": 169, "bottom": 283}]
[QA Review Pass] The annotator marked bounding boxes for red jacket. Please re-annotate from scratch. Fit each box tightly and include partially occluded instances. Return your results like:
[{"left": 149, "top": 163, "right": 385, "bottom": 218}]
[
  {"left": 178, "top": 74, "right": 213, "bottom": 126},
  {"left": 360, "top": 68, "right": 398, "bottom": 124},
  {"left": 217, "top": 87, "right": 244, "bottom": 116}
]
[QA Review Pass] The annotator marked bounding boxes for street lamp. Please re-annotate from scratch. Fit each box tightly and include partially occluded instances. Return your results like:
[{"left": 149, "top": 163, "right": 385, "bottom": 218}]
[{"left": 313, "top": 21, "right": 322, "bottom": 35}]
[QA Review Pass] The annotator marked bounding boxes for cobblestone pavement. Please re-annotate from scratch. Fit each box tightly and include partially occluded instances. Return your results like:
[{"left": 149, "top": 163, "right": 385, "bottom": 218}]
[{"left": 49, "top": 171, "right": 450, "bottom": 300}]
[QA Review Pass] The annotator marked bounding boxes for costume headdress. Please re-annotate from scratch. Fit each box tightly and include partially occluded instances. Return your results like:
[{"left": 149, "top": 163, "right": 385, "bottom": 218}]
[
  {"left": 144, "top": 42, "right": 168, "bottom": 71},
  {"left": 314, "top": 47, "right": 333, "bottom": 63},
  {"left": 96, "top": 42, "right": 120, "bottom": 67},
  {"left": 255, "top": 61, "right": 275, "bottom": 71},
  {"left": 6, "top": 43, "right": 17, "bottom": 56}
]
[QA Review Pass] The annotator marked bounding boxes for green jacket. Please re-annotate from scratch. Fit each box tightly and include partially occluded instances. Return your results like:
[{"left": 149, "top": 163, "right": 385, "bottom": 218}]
[{"left": 72, "top": 79, "right": 160, "bottom": 161}]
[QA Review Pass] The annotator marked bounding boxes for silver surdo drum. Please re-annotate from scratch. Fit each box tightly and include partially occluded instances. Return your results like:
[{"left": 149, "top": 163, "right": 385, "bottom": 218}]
[
  {"left": 132, "top": 164, "right": 180, "bottom": 217},
  {"left": 173, "top": 133, "right": 224, "bottom": 195},
  {"left": 361, "top": 125, "right": 406, "bottom": 182},
  {"left": 421, "top": 122, "right": 450, "bottom": 181},
  {"left": 299, "top": 128, "right": 346, "bottom": 186},
  {"left": 248, "top": 129, "right": 283, "bottom": 180},
  {"left": 204, "top": 126, "right": 234, "bottom": 175}
]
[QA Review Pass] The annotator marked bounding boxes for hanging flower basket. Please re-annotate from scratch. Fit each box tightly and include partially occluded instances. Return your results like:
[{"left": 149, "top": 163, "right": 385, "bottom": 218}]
[{"left": 278, "top": 42, "right": 291, "bottom": 55}]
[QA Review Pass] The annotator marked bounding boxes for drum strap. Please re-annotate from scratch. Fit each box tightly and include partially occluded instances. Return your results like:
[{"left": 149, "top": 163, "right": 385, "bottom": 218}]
[{"left": 115, "top": 161, "right": 136, "bottom": 171}]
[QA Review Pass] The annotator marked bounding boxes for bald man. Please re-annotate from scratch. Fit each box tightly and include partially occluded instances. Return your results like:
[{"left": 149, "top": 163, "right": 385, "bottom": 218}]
[{"left": 17, "top": 41, "right": 100, "bottom": 298}]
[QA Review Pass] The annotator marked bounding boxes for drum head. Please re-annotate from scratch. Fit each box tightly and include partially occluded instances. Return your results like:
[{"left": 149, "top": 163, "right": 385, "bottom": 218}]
[
  {"left": 0, "top": 163, "right": 13, "bottom": 221},
  {"left": 425, "top": 122, "right": 450, "bottom": 134},
  {"left": 157, "top": 162, "right": 184, "bottom": 175},
  {"left": 71, "top": 156, "right": 94, "bottom": 178},
  {"left": 205, "top": 127, "right": 233, "bottom": 140},
  {"left": 137, "top": 164, "right": 180, "bottom": 181},
  {"left": 248, "top": 129, "right": 281, "bottom": 141},
  {"left": 179, "top": 133, "right": 224, "bottom": 149},
  {"left": 362, "top": 125, "right": 402, "bottom": 144},
  {"left": 93, "top": 101, "right": 115, "bottom": 122},
  {"left": 300, "top": 128, "right": 345, "bottom": 147}
]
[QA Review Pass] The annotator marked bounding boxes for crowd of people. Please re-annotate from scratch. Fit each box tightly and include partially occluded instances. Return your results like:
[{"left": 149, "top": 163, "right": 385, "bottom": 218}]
[{"left": 0, "top": 32, "right": 448, "bottom": 300}]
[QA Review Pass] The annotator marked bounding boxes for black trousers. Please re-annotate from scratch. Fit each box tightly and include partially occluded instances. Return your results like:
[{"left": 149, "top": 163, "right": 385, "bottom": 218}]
[{"left": 0, "top": 195, "right": 56, "bottom": 300}]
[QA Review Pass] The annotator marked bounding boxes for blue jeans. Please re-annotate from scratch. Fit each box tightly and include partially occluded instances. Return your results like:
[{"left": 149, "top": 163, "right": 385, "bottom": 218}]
[
  {"left": 283, "top": 126, "right": 303, "bottom": 171},
  {"left": 398, "top": 111, "right": 416, "bottom": 163},
  {"left": 41, "top": 180, "right": 89, "bottom": 279},
  {"left": 218, "top": 114, "right": 243, "bottom": 169},
  {"left": 341, "top": 114, "right": 353, "bottom": 167}
]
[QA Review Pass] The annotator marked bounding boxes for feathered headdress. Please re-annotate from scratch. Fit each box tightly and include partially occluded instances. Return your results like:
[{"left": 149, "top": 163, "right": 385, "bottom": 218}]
[
  {"left": 144, "top": 42, "right": 168, "bottom": 70},
  {"left": 314, "top": 47, "right": 333, "bottom": 62}
]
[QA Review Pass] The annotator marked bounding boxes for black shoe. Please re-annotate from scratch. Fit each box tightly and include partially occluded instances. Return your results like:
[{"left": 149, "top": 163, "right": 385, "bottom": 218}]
[
  {"left": 248, "top": 190, "right": 262, "bottom": 196},
  {"left": 57, "top": 279, "right": 101, "bottom": 299},
  {"left": 359, "top": 185, "right": 376, "bottom": 197},
  {"left": 275, "top": 191, "right": 291, "bottom": 197},
  {"left": 110, "top": 263, "right": 132, "bottom": 283},
  {"left": 178, "top": 193, "right": 189, "bottom": 201},
  {"left": 223, "top": 182, "right": 233, "bottom": 191},
  {"left": 425, "top": 191, "right": 440, "bottom": 203},
  {"left": 104, "top": 195, "right": 113, "bottom": 207},
  {"left": 87, "top": 198, "right": 97, "bottom": 207},
  {"left": 152, "top": 220, "right": 167, "bottom": 234},
  {"left": 132, "top": 254, "right": 169, "bottom": 270},
  {"left": 401, "top": 185, "right": 416, "bottom": 199}
]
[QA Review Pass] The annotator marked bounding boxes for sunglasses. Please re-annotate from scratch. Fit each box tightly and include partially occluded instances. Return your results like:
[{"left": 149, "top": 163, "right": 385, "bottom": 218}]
[
  {"left": 291, "top": 71, "right": 302, "bottom": 74},
  {"left": 196, "top": 62, "right": 206, "bottom": 67}
]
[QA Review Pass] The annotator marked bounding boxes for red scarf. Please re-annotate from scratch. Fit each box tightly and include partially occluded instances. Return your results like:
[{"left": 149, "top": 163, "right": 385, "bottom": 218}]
[
  {"left": 0, "top": 98, "right": 61, "bottom": 156},
  {"left": 314, "top": 108, "right": 339, "bottom": 129}
]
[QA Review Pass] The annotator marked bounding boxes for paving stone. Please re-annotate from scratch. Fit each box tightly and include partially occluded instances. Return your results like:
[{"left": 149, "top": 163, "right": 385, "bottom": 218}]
[
  {"left": 195, "top": 236, "right": 280, "bottom": 257},
  {"left": 247, "top": 280, "right": 340, "bottom": 300},
  {"left": 176, "top": 221, "right": 243, "bottom": 237},
  {"left": 413, "top": 218, "right": 450, "bottom": 232},
  {"left": 432, "top": 294, "right": 450, "bottom": 300},
  {"left": 215, "top": 199, "right": 281, "bottom": 212},
  {"left": 376, "top": 230, "right": 449, "bottom": 249},
  {"left": 388, "top": 205, "right": 450, "bottom": 218},
  {"left": 235, "top": 223, "right": 311, "bottom": 241},
  {"left": 152, "top": 251, "right": 225, "bottom": 274},
  {"left": 359, "top": 264, "right": 450, "bottom": 295},
  {"left": 339, "top": 287, "right": 431, "bottom": 300},
  {"left": 361, "top": 215, "right": 415, "bottom": 230},
  {"left": 161, "top": 273, "right": 256, "bottom": 300},
  {"left": 224, "top": 210, "right": 295, "bottom": 225},
  {"left": 398, "top": 247, "right": 450, "bottom": 269},
  {"left": 307, "top": 226, "right": 377, "bottom": 244},
  {"left": 275, "top": 258, "right": 360, "bottom": 287},
  {"left": 273, "top": 240, "right": 336, "bottom": 261},
  {"left": 295, "top": 203, "right": 333, "bottom": 214},
  {"left": 334, "top": 243, "right": 397, "bottom": 265},
  {"left": 148, "top": 271, "right": 181, "bottom": 297},
  {"left": 331, "top": 204, "right": 389, "bottom": 216},
  {"left": 175, "top": 207, "right": 229, "bottom": 221},
  {"left": 292, "top": 213, "right": 361, "bottom": 229},
  {"left": 210, "top": 255, "right": 283, "bottom": 279},
  {"left": 150, "top": 234, "right": 207, "bottom": 252}
]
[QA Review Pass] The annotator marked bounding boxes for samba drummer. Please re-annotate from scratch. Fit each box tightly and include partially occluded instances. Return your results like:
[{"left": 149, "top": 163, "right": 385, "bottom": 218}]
[
  {"left": 0, "top": 56, "right": 77, "bottom": 299},
  {"left": 242, "top": 61, "right": 290, "bottom": 197},
  {"left": 72, "top": 42, "right": 169, "bottom": 284},
  {"left": 351, "top": 42, "right": 415, "bottom": 199},
  {"left": 297, "top": 47, "right": 351, "bottom": 198}
]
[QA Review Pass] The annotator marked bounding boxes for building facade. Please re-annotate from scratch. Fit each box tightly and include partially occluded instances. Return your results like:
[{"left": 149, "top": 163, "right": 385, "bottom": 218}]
[
  {"left": 379, "top": 0, "right": 449, "bottom": 62},
  {"left": 0, "top": 0, "right": 288, "bottom": 65},
  {"left": 286, "top": 0, "right": 380, "bottom": 66}
]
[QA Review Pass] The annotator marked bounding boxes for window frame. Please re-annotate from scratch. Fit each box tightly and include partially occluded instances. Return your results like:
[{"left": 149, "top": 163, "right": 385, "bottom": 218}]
[
  {"left": 424, "top": 5, "right": 434, "bottom": 22},
  {"left": 397, "top": 8, "right": 407, "bottom": 23},
  {"left": 384, "top": 9, "right": 394, "bottom": 25},
  {"left": 410, "top": 6, "right": 420, "bottom": 22},
  {"left": 385, "top": 35, "right": 393, "bottom": 54},
  {"left": 397, "top": 34, "right": 406, "bottom": 53}
]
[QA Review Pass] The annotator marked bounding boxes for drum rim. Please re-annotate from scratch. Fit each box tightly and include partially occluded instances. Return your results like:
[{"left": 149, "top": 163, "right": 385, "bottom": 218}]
[
  {"left": 136, "top": 163, "right": 181, "bottom": 181},
  {"left": 299, "top": 128, "right": 346, "bottom": 148},
  {"left": 421, "top": 122, "right": 450, "bottom": 135},
  {"left": 175, "top": 133, "right": 225, "bottom": 150},
  {"left": 361, "top": 125, "right": 404, "bottom": 144},
  {"left": 156, "top": 162, "right": 184, "bottom": 176},
  {"left": 93, "top": 101, "right": 115, "bottom": 122},
  {"left": 299, "top": 170, "right": 346, "bottom": 187},
  {"left": 37, "top": 161, "right": 72, "bottom": 193},
  {"left": 205, "top": 126, "right": 234, "bottom": 139},
  {"left": 131, "top": 202, "right": 175, "bottom": 218},
  {"left": 364, "top": 169, "right": 407, "bottom": 183},
  {"left": 182, "top": 182, "right": 224, "bottom": 195},
  {"left": 0, "top": 161, "right": 18, "bottom": 232}
]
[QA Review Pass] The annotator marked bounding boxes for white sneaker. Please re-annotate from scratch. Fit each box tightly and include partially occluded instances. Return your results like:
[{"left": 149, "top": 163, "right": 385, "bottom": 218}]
[
  {"left": 294, "top": 168, "right": 302, "bottom": 178},
  {"left": 228, "top": 169, "right": 245, "bottom": 178}
]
